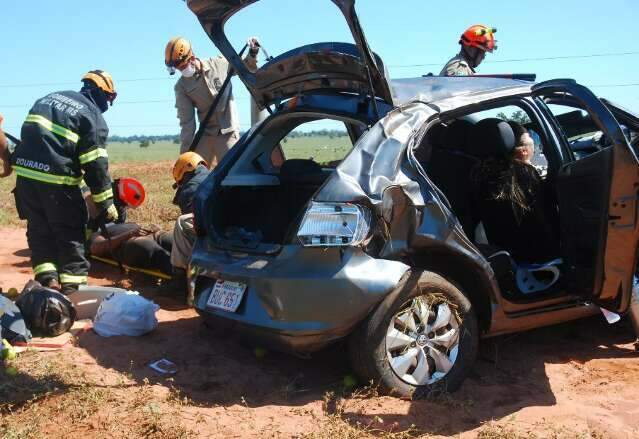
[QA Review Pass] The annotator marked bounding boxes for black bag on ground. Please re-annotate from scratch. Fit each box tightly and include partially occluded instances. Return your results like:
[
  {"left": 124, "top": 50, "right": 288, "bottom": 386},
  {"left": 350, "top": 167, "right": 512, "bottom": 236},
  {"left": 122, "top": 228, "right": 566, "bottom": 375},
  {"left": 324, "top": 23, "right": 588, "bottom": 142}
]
[
  {"left": 0, "top": 294, "right": 32, "bottom": 343},
  {"left": 15, "top": 282, "right": 77, "bottom": 337}
]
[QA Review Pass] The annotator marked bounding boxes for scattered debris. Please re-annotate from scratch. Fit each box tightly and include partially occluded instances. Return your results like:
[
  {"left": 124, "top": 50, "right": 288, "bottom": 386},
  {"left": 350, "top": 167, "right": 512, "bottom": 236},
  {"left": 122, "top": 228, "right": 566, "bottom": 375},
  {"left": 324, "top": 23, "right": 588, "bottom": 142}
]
[
  {"left": 600, "top": 308, "right": 621, "bottom": 324},
  {"left": 148, "top": 358, "right": 178, "bottom": 375}
]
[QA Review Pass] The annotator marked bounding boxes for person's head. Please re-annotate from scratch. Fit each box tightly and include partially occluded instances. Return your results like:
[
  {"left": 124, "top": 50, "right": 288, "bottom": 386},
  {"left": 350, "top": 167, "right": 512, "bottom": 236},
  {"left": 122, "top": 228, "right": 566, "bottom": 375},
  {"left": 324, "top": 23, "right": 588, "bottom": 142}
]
[
  {"left": 460, "top": 25, "right": 497, "bottom": 68},
  {"left": 80, "top": 70, "right": 117, "bottom": 113},
  {"left": 165, "top": 37, "right": 198, "bottom": 77},
  {"left": 471, "top": 118, "right": 533, "bottom": 216},
  {"left": 172, "top": 152, "right": 207, "bottom": 187},
  {"left": 508, "top": 122, "right": 535, "bottom": 164}
]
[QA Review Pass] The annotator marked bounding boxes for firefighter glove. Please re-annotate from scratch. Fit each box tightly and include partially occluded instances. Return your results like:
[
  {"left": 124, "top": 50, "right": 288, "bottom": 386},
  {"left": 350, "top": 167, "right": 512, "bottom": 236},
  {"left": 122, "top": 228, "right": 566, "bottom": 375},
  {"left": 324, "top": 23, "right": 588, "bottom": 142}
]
[{"left": 101, "top": 203, "right": 119, "bottom": 224}]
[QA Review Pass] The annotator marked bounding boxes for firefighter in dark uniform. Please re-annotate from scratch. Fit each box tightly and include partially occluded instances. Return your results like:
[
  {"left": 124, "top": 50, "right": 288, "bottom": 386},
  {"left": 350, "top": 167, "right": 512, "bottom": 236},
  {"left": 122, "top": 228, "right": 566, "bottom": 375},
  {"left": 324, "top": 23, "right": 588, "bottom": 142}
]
[
  {"left": 12, "top": 70, "right": 118, "bottom": 294},
  {"left": 440, "top": 24, "right": 497, "bottom": 76}
]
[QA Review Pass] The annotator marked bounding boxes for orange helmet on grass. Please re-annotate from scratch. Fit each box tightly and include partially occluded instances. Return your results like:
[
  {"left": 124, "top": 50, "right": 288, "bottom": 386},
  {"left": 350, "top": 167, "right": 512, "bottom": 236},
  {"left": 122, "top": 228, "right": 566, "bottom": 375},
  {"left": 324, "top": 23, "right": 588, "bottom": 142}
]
[{"left": 460, "top": 25, "right": 497, "bottom": 53}]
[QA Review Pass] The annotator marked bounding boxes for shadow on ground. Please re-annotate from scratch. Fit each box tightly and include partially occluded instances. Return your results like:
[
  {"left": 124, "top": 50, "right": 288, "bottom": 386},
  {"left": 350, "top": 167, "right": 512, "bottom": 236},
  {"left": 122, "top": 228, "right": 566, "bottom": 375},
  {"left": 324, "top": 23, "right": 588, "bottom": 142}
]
[
  {"left": 0, "top": 356, "right": 72, "bottom": 412},
  {"left": 76, "top": 265, "right": 639, "bottom": 437},
  {"left": 339, "top": 316, "right": 638, "bottom": 436}
]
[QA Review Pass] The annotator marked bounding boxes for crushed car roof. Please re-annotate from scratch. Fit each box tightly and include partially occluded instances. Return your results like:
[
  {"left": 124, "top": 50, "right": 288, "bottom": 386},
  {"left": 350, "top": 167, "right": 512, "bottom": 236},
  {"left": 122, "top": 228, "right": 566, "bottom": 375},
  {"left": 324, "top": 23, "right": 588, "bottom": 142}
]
[{"left": 391, "top": 76, "right": 533, "bottom": 107}]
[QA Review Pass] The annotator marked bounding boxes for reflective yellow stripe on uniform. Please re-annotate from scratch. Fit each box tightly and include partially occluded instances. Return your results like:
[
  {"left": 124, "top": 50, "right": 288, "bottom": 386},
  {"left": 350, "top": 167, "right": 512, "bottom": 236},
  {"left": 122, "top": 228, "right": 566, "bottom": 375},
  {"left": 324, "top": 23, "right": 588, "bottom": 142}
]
[
  {"left": 92, "top": 188, "right": 113, "bottom": 203},
  {"left": 59, "top": 273, "right": 88, "bottom": 284},
  {"left": 13, "top": 165, "right": 83, "bottom": 186},
  {"left": 33, "top": 262, "right": 57, "bottom": 275},
  {"left": 24, "top": 114, "right": 80, "bottom": 143},
  {"left": 78, "top": 147, "right": 108, "bottom": 165}
]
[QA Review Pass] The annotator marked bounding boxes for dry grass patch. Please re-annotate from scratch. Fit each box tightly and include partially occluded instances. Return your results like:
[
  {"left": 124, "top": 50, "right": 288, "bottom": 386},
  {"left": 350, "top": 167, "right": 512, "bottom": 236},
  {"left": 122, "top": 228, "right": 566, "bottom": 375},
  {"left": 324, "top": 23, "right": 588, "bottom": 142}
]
[
  {"left": 1, "top": 351, "right": 195, "bottom": 439},
  {"left": 301, "top": 390, "right": 423, "bottom": 439}
]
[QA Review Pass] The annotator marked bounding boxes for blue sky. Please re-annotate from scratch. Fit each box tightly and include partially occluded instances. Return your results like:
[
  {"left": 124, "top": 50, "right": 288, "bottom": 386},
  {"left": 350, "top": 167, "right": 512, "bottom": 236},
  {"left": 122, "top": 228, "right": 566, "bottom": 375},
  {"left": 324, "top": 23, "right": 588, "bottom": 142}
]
[{"left": 1, "top": 0, "right": 638, "bottom": 137}]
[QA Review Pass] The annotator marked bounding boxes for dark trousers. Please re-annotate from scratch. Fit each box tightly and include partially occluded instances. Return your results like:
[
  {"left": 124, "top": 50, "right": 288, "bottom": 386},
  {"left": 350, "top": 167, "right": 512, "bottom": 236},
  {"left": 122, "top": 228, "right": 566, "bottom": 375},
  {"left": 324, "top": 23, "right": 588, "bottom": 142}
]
[{"left": 14, "top": 177, "right": 89, "bottom": 290}]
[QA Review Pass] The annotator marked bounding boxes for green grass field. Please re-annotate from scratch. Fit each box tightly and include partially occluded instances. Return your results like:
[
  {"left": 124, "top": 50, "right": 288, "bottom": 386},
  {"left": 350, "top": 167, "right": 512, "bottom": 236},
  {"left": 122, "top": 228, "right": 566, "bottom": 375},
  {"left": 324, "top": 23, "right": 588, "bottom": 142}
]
[
  {"left": 0, "top": 135, "right": 351, "bottom": 229},
  {"left": 107, "top": 141, "right": 180, "bottom": 163}
]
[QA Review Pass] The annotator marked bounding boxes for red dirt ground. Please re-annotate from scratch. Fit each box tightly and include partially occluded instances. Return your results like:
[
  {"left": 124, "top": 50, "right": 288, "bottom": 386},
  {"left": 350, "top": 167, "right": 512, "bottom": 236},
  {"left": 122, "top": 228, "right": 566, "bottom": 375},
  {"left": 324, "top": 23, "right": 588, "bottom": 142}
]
[{"left": 2, "top": 227, "right": 639, "bottom": 438}]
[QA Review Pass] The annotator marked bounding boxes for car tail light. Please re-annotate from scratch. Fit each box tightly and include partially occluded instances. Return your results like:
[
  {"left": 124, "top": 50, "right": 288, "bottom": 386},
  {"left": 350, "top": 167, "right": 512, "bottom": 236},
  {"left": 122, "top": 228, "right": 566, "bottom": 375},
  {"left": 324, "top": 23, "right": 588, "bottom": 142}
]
[{"left": 297, "top": 202, "right": 371, "bottom": 247}]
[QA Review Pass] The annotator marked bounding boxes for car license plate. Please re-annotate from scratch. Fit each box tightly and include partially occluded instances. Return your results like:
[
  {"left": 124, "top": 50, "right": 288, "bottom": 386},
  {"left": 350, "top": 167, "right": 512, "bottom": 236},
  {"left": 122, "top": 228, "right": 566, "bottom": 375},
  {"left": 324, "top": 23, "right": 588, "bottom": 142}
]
[{"left": 206, "top": 280, "right": 246, "bottom": 312}]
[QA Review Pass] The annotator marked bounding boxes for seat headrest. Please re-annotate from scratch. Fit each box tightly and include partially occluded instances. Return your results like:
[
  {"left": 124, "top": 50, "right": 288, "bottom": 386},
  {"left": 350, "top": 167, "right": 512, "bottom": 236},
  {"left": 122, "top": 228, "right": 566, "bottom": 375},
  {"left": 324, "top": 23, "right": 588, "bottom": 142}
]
[
  {"left": 471, "top": 118, "right": 516, "bottom": 158},
  {"left": 507, "top": 121, "right": 527, "bottom": 140},
  {"left": 280, "top": 159, "right": 322, "bottom": 177},
  {"left": 443, "top": 119, "right": 474, "bottom": 152}
]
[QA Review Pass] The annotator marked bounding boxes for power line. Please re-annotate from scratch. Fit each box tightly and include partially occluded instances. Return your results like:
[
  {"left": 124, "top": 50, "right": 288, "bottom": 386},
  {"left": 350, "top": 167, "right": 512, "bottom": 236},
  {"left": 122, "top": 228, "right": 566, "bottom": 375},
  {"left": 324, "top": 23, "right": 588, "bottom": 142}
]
[
  {"left": 3, "top": 81, "right": 638, "bottom": 114},
  {"left": 2, "top": 97, "right": 252, "bottom": 108},
  {"left": 586, "top": 83, "right": 639, "bottom": 88},
  {"left": 0, "top": 51, "right": 637, "bottom": 89},
  {"left": 0, "top": 77, "right": 172, "bottom": 89},
  {"left": 388, "top": 51, "right": 639, "bottom": 68}
]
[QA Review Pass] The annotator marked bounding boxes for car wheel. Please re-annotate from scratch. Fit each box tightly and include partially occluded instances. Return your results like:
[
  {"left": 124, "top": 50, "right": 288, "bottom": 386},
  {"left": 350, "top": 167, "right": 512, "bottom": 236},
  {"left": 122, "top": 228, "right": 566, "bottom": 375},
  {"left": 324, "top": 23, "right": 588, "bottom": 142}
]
[{"left": 349, "top": 270, "right": 478, "bottom": 399}]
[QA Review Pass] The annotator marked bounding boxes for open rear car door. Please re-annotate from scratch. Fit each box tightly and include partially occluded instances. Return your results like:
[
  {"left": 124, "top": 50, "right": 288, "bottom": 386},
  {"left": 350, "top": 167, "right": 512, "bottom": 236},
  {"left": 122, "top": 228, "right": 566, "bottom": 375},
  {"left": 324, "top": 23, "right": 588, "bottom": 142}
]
[
  {"left": 533, "top": 79, "right": 639, "bottom": 313},
  {"left": 186, "top": 0, "right": 393, "bottom": 113}
]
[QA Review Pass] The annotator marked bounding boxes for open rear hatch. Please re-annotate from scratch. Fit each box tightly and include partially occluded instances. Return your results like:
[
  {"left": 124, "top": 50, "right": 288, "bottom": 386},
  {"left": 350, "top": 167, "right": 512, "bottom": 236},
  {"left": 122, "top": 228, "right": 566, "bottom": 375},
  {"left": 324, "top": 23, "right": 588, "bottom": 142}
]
[{"left": 186, "top": 0, "right": 393, "bottom": 110}]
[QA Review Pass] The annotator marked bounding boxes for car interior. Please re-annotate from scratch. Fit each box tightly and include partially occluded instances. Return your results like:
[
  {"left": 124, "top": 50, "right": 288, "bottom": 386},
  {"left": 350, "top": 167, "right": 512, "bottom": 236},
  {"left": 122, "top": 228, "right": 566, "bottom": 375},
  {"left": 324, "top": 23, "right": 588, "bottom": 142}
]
[
  {"left": 415, "top": 100, "right": 600, "bottom": 302},
  {"left": 209, "top": 114, "right": 366, "bottom": 248}
]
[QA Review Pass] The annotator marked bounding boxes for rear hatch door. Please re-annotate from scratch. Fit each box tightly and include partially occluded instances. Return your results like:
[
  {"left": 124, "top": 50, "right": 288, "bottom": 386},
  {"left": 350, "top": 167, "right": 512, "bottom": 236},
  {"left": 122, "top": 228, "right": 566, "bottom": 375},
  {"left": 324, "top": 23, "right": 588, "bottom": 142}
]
[{"left": 186, "top": 0, "right": 393, "bottom": 110}]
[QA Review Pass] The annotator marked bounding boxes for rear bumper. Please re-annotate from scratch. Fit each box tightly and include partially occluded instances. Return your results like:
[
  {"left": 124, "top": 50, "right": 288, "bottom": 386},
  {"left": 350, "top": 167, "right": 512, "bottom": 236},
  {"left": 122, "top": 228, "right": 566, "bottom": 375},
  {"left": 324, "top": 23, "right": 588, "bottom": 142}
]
[{"left": 190, "top": 240, "right": 409, "bottom": 353}]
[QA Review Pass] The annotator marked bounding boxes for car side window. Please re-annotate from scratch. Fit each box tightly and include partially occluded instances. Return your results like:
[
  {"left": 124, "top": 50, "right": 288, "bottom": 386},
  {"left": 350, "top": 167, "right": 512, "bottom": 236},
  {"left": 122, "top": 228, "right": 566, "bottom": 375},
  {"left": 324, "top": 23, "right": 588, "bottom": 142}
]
[
  {"left": 273, "top": 120, "right": 354, "bottom": 168},
  {"left": 545, "top": 104, "right": 607, "bottom": 160}
]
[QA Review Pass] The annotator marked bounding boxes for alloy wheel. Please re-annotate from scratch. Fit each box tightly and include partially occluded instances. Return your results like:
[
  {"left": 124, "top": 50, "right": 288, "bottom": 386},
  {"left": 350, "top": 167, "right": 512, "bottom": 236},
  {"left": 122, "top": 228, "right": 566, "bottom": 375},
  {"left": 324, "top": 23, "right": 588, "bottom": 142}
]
[{"left": 385, "top": 295, "right": 461, "bottom": 386}]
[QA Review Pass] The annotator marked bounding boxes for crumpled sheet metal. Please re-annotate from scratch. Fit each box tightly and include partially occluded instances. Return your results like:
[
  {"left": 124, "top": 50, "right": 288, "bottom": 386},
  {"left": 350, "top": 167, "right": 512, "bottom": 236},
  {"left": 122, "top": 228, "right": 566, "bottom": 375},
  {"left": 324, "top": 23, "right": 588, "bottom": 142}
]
[
  {"left": 391, "top": 76, "right": 532, "bottom": 108},
  {"left": 317, "top": 102, "right": 433, "bottom": 205},
  {"left": 317, "top": 100, "right": 499, "bottom": 300},
  {"left": 190, "top": 242, "right": 409, "bottom": 331}
]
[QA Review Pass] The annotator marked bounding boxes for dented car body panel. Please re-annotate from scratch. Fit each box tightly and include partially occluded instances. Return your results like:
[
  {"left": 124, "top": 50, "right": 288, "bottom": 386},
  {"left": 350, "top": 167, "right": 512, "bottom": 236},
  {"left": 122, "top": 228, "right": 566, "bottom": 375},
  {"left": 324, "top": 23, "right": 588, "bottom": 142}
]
[
  {"left": 191, "top": 241, "right": 409, "bottom": 352},
  {"left": 187, "top": 1, "right": 639, "bottom": 355},
  {"left": 190, "top": 76, "right": 638, "bottom": 353},
  {"left": 190, "top": 97, "right": 506, "bottom": 352}
]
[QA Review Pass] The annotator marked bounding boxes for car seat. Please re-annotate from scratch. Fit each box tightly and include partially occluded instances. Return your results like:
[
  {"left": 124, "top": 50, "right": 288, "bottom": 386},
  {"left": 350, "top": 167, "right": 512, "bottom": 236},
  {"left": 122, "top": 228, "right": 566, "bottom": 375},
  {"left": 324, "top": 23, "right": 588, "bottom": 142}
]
[
  {"left": 426, "top": 119, "right": 478, "bottom": 235},
  {"left": 470, "top": 118, "right": 562, "bottom": 294}
]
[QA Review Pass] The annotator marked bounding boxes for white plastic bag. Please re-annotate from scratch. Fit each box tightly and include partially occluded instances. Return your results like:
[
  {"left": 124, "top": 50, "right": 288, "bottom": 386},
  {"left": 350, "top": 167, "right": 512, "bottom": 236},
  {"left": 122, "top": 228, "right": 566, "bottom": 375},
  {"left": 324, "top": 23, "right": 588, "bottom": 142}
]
[{"left": 93, "top": 291, "right": 159, "bottom": 337}]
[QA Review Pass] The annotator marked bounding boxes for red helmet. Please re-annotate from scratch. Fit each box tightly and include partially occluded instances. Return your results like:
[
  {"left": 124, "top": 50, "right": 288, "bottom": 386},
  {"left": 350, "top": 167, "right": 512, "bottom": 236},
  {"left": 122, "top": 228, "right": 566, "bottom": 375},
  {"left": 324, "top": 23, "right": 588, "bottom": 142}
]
[
  {"left": 117, "top": 177, "right": 145, "bottom": 208},
  {"left": 460, "top": 25, "right": 497, "bottom": 53}
]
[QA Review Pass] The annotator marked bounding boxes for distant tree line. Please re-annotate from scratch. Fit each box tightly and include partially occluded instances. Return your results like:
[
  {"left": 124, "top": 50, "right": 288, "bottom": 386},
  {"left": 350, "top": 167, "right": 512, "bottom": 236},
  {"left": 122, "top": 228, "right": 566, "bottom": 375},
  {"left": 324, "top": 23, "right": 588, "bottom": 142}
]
[
  {"left": 286, "top": 129, "right": 347, "bottom": 139},
  {"left": 108, "top": 130, "right": 348, "bottom": 148},
  {"left": 496, "top": 109, "right": 531, "bottom": 125},
  {"left": 108, "top": 134, "right": 180, "bottom": 144}
]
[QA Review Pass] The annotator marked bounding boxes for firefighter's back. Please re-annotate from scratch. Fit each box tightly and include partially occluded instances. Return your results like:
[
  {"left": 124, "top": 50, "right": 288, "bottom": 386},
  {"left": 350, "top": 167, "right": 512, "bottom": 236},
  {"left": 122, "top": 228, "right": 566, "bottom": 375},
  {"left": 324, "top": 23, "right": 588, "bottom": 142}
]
[{"left": 14, "top": 90, "right": 101, "bottom": 183}]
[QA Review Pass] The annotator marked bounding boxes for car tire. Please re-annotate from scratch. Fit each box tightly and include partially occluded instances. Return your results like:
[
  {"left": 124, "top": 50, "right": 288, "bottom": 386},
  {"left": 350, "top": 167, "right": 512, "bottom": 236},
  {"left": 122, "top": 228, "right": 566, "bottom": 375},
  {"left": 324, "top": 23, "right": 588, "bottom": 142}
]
[{"left": 348, "top": 270, "right": 478, "bottom": 399}]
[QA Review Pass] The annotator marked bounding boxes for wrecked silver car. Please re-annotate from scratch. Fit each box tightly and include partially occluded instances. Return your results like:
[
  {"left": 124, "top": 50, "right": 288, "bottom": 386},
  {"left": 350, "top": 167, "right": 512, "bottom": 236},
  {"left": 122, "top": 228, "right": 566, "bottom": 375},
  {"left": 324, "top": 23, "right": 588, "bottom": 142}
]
[{"left": 186, "top": 0, "right": 639, "bottom": 398}]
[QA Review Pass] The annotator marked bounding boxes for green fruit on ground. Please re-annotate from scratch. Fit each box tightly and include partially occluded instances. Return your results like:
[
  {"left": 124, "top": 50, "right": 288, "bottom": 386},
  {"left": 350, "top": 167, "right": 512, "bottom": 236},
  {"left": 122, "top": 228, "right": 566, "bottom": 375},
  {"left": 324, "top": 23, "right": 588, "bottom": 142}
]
[
  {"left": 5, "top": 366, "right": 18, "bottom": 376},
  {"left": 2, "top": 348, "right": 17, "bottom": 361},
  {"left": 1, "top": 339, "right": 17, "bottom": 360},
  {"left": 343, "top": 374, "right": 357, "bottom": 389}
]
